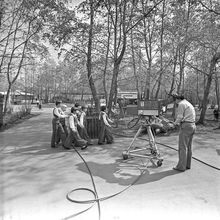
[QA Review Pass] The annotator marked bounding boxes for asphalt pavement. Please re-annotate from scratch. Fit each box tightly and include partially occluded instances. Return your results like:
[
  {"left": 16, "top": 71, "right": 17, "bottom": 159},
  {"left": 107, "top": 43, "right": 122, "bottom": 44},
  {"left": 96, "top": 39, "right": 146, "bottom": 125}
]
[{"left": 0, "top": 107, "right": 219, "bottom": 220}]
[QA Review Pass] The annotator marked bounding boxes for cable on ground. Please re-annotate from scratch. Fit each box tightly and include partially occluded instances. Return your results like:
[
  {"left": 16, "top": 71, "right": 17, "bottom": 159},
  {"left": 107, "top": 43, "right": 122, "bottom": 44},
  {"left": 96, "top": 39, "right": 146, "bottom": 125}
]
[
  {"left": 63, "top": 146, "right": 146, "bottom": 220},
  {"left": 112, "top": 131, "right": 220, "bottom": 171}
]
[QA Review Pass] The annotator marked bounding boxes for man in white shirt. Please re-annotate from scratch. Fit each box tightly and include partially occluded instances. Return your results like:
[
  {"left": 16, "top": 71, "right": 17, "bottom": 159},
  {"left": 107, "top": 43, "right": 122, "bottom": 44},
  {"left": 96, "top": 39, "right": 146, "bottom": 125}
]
[
  {"left": 51, "top": 101, "right": 68, "bottom": 148},
  {"left": 172, "top": 94, "right": 196, "bottom": 172}
]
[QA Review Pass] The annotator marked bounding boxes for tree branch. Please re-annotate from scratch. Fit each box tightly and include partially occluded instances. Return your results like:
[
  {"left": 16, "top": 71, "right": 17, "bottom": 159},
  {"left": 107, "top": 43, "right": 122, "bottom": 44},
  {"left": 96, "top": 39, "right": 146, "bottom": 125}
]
[
  {"left": 199, "top": 0, "right": 220, "bottom": 15},
  {"left": 185, "top": 60, "right": 209, "bottom": 76}
]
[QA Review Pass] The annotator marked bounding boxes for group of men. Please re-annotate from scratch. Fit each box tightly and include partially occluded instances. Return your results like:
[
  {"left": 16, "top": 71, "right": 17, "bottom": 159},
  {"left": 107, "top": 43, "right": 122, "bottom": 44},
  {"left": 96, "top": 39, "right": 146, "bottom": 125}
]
[
  {"left": 51, "top": 101, "right": 92, "bottom": 150},
  {"left": 50, "top": 94, "right": 196, "bottom": 172}
]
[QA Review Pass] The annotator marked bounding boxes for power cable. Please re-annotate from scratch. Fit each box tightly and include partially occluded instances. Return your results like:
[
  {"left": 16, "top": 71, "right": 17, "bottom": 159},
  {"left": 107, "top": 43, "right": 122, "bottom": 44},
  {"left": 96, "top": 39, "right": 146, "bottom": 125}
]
[
  {"left": 63, "top": 146, "right": 146, "bottom": 220},
  {"left": 63, "top": 127, "right": 219, "bottom": 219}
]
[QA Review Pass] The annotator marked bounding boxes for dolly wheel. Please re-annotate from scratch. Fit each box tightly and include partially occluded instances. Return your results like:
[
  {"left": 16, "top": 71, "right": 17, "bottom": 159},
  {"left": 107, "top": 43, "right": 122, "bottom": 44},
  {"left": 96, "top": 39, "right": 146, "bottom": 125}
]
[
  {"left": 122, "top": 151, "right": 128, "bottom": 160},
  {"left": 157, "top": 160, "right": 163, "bottom": 167}
]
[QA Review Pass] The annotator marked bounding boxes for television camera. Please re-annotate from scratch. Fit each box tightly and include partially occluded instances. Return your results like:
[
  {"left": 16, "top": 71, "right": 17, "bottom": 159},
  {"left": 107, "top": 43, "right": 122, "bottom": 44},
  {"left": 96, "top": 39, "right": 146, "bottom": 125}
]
[{"left": 122, "top": 99, "right": 163, "bottom": 167}]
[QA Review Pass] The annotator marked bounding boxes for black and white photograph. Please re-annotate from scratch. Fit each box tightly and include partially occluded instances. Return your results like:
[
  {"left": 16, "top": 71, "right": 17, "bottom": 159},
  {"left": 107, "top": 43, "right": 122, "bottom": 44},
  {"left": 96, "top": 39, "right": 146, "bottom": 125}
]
[{"left": 0, "top": 0, "right": 220, "bottom": 220}]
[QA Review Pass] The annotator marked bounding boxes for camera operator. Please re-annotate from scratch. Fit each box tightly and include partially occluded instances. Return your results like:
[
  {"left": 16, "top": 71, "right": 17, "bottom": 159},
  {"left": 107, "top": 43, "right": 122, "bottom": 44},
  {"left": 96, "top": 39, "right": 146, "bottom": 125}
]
[{"left": 172, "top": 94, "right": 196, "bottom": 172}]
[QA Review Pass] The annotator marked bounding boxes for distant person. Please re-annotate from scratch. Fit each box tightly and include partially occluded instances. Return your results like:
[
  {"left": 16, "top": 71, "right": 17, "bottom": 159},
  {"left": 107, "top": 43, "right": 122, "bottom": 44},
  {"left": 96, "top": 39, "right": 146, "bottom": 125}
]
[
  {"left": 213, "top": 108, "right": 219, "bottom": 121},
  {"left": 39, "top": 99, "right": 42, "bottom": 109},
  {"left": 172, "top": 94, "right": 196, "bottom": 172},
  {"left": 98, "top": 106, "right": 114, "bottom": 145},
  {"left": 36, "top": 99, "right": 39, "bottom": 107},
  {"left": 51, "top": 101, "right": 68, "bottom": 148},
  {"left": 64, "top": 107, "right": 88, "bottom": 150}
]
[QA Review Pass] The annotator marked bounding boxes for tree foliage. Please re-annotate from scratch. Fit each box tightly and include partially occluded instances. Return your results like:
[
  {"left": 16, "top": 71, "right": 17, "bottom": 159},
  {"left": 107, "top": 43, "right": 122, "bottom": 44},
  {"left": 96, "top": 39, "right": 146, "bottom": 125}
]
[{"left": 1, "top": 0, "right": 220, "bottom": 123}]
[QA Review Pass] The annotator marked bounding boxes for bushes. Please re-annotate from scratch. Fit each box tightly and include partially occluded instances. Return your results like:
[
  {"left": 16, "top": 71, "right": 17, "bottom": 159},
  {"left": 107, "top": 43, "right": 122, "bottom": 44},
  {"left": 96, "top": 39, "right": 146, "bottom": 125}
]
[{"left": 3, "top": 105, "right": 32, "bottom": 126}]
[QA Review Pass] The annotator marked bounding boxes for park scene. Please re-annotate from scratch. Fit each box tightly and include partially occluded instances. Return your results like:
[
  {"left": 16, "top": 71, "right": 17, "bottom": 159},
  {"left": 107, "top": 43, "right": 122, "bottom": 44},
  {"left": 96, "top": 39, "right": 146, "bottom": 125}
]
[{"left": 0, "top": 0, "right": 220, "bottom": 220}]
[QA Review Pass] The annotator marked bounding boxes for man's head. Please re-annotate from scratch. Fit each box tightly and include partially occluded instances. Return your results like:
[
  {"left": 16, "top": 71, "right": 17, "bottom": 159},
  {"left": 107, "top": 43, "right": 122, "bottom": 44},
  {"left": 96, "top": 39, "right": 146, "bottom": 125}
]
[
  {"left": 81, "top": 106, "right": 88, "bottom": 112},
  {"left": 61, "top": 104, "right": 67, "bottom": 111},
  {"left": 171, "top": 93, "right": 184, "bottom": 104},
  {"left": 71, "top": 107, "right": 77, "bottom": 113},
  {"left": 100, "top": 105, "right": 106, "bottom": 112},
  {"left": 55, "top": 100, "right": 62, "bottom": 107},
  {"left": 74, "top": 103, "right": 81, "bottom": 109}
]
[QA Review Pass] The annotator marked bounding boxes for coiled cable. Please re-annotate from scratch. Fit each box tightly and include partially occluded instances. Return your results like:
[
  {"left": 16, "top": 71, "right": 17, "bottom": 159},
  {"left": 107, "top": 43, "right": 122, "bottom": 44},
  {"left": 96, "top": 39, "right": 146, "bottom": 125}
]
[{"left": 63, "top": 146, "right": 146, "bottom": 220}]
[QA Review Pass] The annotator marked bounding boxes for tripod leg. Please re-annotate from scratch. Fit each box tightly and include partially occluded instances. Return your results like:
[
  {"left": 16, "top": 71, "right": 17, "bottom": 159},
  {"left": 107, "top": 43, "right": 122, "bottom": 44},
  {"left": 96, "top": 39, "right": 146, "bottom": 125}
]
[
  {"left": 146, "top": 125, "right": 159, "bottom": 153},
  {"left": 126, "top": 125, "right": 143, "bottom": 151}
]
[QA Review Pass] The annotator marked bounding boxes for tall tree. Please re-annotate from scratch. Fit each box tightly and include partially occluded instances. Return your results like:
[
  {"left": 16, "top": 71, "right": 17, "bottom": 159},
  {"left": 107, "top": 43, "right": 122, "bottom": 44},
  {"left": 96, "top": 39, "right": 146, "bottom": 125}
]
[
  {"left": 86, "top": 0, "right": 100, "bottom": 111},
  {"left": 197, "top": 52, "right": 220, "bottom": 124}
]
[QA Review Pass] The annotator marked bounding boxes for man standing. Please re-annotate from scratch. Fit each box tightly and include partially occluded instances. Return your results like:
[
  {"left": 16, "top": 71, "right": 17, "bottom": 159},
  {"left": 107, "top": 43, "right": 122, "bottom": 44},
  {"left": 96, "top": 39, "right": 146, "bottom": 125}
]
[
  {"left": 173, "top": 94, "right": 196, "bottom": 172},
  {"left": 51, "top": 101, "right": 68, "bottom": 148}
]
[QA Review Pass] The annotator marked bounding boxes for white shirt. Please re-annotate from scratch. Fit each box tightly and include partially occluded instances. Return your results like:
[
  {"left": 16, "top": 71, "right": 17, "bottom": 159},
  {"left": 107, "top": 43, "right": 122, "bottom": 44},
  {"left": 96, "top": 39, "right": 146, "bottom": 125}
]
[
  {"left": 80, "top": 111, "right": 86, "bottom": 127},
  {"left": 69, "top": 114, "right": 77, "bottom": 131},
  {"left": 53, "top": 107, "right": 66, "bottom": 118},
  {"left": 175, "top": 99, "right": 196, "bottom": 124}
]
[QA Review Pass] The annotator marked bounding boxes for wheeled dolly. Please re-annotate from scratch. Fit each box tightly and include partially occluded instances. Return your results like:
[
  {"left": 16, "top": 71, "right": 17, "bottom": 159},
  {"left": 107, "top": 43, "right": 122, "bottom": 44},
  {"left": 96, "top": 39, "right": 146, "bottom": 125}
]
[{"left": 122, "top": 122, "right": 163, "bottom": 167}]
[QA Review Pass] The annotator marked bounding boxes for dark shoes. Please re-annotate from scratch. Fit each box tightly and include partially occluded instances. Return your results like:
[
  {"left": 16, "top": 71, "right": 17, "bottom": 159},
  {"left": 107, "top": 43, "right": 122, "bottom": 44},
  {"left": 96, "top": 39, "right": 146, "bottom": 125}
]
[
  {"left": 51, "top": 145, "right": 58, "bottom": 148},
  {"left": 173, "top": 167, "right": 185, "bottom": 172},
  {"left": 63, "top": 145, "right": 71, "bottom": 150},
  {"left": 81, "top": 144, "right": 88, "bottom": 150},
  {"left": 98, "top": 142, "right": 113, "bottom": 145}
]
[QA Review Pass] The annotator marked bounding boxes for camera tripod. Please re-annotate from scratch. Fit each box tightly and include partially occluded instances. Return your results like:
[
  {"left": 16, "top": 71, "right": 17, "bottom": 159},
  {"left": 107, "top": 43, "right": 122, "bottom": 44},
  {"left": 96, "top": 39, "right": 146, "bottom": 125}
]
[{"left": 122, "top": 116, "right": 163, "bottom": 167}]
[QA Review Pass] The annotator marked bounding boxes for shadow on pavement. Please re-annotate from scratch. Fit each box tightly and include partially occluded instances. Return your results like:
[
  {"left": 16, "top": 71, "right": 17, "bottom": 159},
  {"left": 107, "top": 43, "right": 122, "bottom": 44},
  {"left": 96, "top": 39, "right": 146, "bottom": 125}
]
[
  {"left": 76, "top": 160, "right": 178, "bottom": 186},
  {"left": 4, "top": 145, "right": 68, "bottom": 155}
]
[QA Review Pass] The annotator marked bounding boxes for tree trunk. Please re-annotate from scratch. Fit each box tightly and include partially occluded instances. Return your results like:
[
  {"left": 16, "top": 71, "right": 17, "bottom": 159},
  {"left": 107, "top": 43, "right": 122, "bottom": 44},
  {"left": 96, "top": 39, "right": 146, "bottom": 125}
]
[
  {"left": 0, "top": 0, "right": 4, "bottom": 28},
  {"left": 143, "top": 19, "right": 152, "bottom": 99},
  {"left": 103, "top": 15, "right": 111, "bottom": 106},
  {"left": 108, "top": 60, "right": 121, "bottom": 112},
  {"left": 87, "top": 0, "right": 99, "bottom": 111},
  {"left": 155, "top": 0, "right": 165, "bottom": 99},
  {"left": 3, "top": 84, "right": 11, "bottom": 114},
  {"left": 107, "top": 0, "right": 127, "bottom": 113},
  {"left": 169, "top": 47, "right": 178, "bottom": 95},
  {"left": 130, "top": 28, "right": 140, "bottom": 96},
  {"left": 197, "top": 52, "right": 220, "bottom": 124},
  {"left": 215, "top": 71, "right": 220, "bottom": 111}
]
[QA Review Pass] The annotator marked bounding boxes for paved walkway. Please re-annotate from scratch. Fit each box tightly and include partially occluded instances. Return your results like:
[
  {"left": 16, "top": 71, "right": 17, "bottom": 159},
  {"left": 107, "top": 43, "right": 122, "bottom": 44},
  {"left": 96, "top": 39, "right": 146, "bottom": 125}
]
[{"left": 0, "top": 107, "right": 220, "bottom": 220}]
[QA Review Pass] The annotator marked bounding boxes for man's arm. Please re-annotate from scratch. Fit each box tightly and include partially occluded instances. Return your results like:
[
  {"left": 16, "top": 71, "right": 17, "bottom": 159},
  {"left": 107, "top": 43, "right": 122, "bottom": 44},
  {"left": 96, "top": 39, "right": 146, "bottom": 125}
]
[
  {"left": 174, "top": 104, "right": 184, "bottom": 125},
  {"left": 54, "top": 108, "right": 67, "bottom": 118},
  {"left": 103, "top": 114, "right": 111, "bottom": 127}
]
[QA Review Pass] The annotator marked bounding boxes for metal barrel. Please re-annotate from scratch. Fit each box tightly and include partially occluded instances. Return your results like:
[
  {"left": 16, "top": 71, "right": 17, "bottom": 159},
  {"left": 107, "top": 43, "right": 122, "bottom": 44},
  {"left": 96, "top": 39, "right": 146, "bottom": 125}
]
[{"left": 86, "top": 116, "right": 100, "bottom": 139}]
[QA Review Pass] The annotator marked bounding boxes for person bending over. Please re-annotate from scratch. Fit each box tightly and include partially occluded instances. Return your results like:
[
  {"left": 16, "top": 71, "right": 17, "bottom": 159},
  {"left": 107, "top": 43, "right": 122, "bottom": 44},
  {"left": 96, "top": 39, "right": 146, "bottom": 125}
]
[{"left": 64, "top": 107, "right": 88, "bottom": 150}]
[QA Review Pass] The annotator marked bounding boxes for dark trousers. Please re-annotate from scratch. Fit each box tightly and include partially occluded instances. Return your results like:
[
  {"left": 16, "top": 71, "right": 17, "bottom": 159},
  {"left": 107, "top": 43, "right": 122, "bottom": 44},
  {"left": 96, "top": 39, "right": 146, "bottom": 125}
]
[
  {"left": 64, "top": 129, "right": 87, "bottom": 148},
  {"left": 60, "top": 118, "right": 68, "bottom": 137},
  {"left": 78, "top": 125, "right": 92, "bottom": 144},
  {"left": 51, "top": 118, "right": 66, "bottom": 147},
  {"left": 98, "top": 124, "right": 113, "bottom": 144},
  {"left": 176, "top": 122, "right": 196, "bottom": 170}
]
